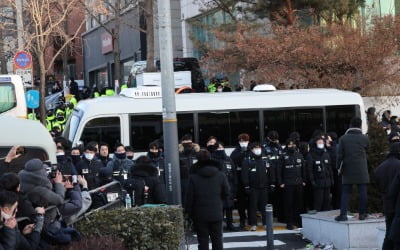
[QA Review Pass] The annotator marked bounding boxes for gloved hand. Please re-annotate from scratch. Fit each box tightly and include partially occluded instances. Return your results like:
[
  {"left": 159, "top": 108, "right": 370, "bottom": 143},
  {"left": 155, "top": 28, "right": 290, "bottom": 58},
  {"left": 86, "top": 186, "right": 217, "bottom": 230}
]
[
  {"left": 269, "top": 185, "right": 275, "bottom": 193},
  {"left": 244, "top": 186, "right": 251, "bottom": 195}
]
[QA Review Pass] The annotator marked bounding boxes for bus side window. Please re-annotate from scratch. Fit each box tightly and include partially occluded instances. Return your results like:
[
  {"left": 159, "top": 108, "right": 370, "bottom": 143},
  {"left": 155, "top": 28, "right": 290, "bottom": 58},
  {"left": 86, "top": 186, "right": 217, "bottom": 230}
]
[
  {"left": 229, "top": 111, "right": 259, "bottom": 146},
  {"left": 177, "top": 113, "right": 194, "bottom": 140},
  {"left": 198, "top": 113, "right": 230, "bottom": 146},
  {"left": 326, "top": 105, "right": 356, "bottom": 136},
  {"left": 130, "top": 115, "right": 162, "bottom": 151},
  {"left": 293, "top": 108, "right": 323, "bottom": 141},
  {"left": 264, "top": 110, "right": 294, "bottom": 142},
  {"left": 80, "top": 117, "right": 121, "bottom": 150},
  {"left": 0, "top": 147, "right": 48, "bottom": 174},
  {"left": 0, "top": 83, "right": 16, "bottom": 113}
]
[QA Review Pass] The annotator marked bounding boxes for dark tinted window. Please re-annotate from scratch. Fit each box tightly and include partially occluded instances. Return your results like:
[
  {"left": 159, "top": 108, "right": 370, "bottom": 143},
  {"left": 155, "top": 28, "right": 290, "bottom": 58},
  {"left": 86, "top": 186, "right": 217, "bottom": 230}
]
[
  {"left": 293, "top": 108, "right": 323, "bottom": 142},
  {"left": 264, "top": 110, "right": 294, "bottom": 143},
  {"left": 177, "top": 113, "right": 194, "bottom": 140},
  {"left": 198, "top": 112, "right": 230, "bottom": 146},
  {"left": 326, "top": 105, "right": 356, "bottom": 137},
  {"left": 198, "top": 111, "right": 260, "bottom": 147},
  {"left": 81, "top": 117, "right": 121, "bottom": 150},
  {"left": 130, "top": 115, "right": 162, "bottom": 151},
  {"left": 0, "top": 147, "right": 48, "bottom": 174},
  {"left": 264, "top": 108, "right": 323, "bottom": 143},
  {"left": 230, "top": 111, "right": 260, "bottom": 145}
]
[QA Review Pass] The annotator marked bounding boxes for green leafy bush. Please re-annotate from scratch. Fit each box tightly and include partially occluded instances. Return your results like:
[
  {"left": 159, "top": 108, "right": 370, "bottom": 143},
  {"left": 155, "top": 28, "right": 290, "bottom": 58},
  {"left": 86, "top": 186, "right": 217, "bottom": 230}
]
[{"left": 75, "top": 206, "right": 184, "bottom": 250}]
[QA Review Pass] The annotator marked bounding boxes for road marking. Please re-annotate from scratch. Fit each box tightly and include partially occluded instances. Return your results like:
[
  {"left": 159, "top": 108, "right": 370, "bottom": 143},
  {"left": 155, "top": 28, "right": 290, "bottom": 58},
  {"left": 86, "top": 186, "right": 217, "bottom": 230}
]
[
  {"left": 188, "top": 240, "right": 285, "bottom": 249},
  {"left": 222, "top": 230, "right": 300, "bottom": 238}
]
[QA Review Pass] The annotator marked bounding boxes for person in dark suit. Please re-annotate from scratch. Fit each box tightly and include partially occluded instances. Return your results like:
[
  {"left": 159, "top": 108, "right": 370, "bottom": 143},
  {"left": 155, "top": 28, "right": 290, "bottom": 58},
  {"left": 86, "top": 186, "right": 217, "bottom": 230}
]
[
  {"left": 185, "top": 150, "right": 229, "bottom": 250},
  {"left": 387, "top": 171, "right": 400, "bottom": 250},
  {"left": 335, "top": 117, "right": 370, "bottom": 221},
  {"left": 376, "top": 142, "right": 400, "bottom": 250}
]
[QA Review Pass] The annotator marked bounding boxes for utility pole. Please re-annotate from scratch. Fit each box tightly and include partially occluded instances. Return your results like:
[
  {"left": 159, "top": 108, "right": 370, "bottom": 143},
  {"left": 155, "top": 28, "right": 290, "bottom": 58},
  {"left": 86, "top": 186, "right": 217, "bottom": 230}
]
[
  {"left": 16, "top": 0, "right": 24, "bottom": 50},
  {"left": 157, "top": 0, "right": 181, "bottom": 205}
]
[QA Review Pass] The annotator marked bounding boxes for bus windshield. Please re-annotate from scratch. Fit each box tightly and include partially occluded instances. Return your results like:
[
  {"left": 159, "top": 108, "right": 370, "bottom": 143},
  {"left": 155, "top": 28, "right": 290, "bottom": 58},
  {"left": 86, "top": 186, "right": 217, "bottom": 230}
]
[
  {"left": 64, "top": 112, "right": 81, "bottom": 142},
  {"left": 0, "top": 82, "right": 17, "bottom": 114}
]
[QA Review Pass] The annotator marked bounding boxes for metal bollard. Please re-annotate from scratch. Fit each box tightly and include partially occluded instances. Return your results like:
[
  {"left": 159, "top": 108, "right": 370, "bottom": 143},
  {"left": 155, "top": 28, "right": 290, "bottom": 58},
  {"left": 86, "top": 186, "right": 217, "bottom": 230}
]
[{"left": 265, "top": 204, "right": 274, "bottom": 250}]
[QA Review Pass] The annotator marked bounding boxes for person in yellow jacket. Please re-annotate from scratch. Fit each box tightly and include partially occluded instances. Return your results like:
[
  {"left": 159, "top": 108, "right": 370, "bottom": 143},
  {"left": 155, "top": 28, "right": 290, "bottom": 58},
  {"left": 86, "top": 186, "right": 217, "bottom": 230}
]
[
  {"left": 28, "top": 111, "right": 38, "bottom": 121},
  {"left": 65, "top": 103, "right": 74, "bottom": 118},
  {"left": 70, "top": 95, "right": 77, "bottom": 107},
  {"left": 46, "top": 110, "right": 56, "bottom": 131},
  {"left": 105, "top": 88, "right": 115, "bottom": 96}
]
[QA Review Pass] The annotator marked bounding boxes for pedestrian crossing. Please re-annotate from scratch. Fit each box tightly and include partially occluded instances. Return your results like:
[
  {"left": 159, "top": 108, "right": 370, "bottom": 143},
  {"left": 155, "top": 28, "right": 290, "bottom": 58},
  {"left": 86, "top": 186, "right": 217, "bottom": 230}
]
[
  {"left": 187, "top": 226, "right": 302, "bottom": 249},
  {"left": 187, "top": 210, "right": 308, "bottom": 249}
]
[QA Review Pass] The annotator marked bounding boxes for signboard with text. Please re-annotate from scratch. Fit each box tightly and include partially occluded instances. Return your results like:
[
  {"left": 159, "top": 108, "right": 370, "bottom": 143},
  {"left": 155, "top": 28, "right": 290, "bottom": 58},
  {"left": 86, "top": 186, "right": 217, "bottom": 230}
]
[
  {"left": 16, "top": 69, "right": 33, "bottom": 84},
  {"left": 14, "top": 51, "right": 33, "bottom": 84},
  {"left": 101, "top": 32, "right": 113, "bottom": 54}
]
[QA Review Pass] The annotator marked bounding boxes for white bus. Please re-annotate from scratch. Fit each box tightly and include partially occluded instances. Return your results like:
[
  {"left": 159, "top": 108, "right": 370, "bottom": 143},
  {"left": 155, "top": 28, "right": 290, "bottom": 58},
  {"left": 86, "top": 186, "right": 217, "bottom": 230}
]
[
  {"left": 63, "top": 87, "right": 366, "bottom": 153},
  {"left": 0, "top": 75, "right": 27, "bottom": 118}
]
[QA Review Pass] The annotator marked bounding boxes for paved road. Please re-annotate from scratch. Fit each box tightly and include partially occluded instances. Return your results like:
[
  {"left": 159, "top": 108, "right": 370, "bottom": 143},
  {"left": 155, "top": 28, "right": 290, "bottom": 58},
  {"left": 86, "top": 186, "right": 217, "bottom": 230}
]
[{"left": 186, "top": 224, "right": 310, "bottom": 250}]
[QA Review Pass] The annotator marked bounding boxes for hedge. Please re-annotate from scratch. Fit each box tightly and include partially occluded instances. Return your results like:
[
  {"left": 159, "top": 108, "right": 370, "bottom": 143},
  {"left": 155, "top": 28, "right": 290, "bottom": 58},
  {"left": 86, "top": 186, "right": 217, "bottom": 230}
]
[{"left": 75, "top": 206, "right": 184, "bottom": 250}]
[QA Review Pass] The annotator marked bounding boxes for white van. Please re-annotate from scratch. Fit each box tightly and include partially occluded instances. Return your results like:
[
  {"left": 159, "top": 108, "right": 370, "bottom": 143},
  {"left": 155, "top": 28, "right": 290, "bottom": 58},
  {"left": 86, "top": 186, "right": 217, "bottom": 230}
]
[
  {"left": 63, "top": 87, "right": 367, "bottom": 155},
  {"left": 0, "top": 117, "right": 57, "bottom": 172},
  {"left": 0, "top": 75, "right": 27, "bottom": 118}
]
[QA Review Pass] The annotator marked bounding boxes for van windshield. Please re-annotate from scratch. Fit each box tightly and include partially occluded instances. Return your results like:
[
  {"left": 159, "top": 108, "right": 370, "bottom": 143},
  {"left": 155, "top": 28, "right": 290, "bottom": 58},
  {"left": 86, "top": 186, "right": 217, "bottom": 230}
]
[
  {"left": 0, "top": 82, "right": 16, "bottom": 114},
  {"left": 63, "top": 112, "right": 81, "bottom": 142}
]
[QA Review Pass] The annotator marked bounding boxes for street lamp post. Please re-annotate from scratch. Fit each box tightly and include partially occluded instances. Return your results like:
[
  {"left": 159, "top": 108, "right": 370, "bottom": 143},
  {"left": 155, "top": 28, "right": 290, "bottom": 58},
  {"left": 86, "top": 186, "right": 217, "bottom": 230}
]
[{"left": 157, "top": 0, "right": 182, "bottom": 205}]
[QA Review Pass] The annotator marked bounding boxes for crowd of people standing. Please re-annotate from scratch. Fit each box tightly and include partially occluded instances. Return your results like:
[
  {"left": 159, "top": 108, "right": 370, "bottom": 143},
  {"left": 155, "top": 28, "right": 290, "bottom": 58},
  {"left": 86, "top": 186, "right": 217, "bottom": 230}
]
[{"left": 4, "top": 107, "right": 400, "bottom": 250}]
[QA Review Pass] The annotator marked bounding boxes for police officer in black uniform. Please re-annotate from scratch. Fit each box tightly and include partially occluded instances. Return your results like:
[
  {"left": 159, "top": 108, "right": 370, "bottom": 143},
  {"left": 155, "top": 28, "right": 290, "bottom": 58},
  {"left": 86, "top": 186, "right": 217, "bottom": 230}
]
[
  {"left": 242, "top": 142, "right": 275, "bottom": 231},
  {"left": 212, "top": 141, "right": 237, "bottom": 231},
  {"left": 147, "top": 141, "right": 166, "bottom": 186},
  {"left": 179, "top": 134, "right": 200, "bottom": 206},
  {"left": 230, "top": 133, "right": 251, "bottom": 228},
  {"left": 76, "top": 144, "right": 103, "bottom": 190},
  {"left": 263, "top": 130, "right": 284, "bottom": 221},
  {"left": 307, "top": 137, "right": 334, "bottom": 211},
  {"left": 278, "top": 138, "right": 306, "bottom": 230}
]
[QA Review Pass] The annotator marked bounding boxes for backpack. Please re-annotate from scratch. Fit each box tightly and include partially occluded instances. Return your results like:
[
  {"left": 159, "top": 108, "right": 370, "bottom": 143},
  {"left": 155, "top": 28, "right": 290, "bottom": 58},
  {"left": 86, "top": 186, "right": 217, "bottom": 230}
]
[
  {"left": 90, "top": 191, "right": 108, "bottom": 210},
  {"left": 123, "top": 177, "right": 148, "bottom": 206}
]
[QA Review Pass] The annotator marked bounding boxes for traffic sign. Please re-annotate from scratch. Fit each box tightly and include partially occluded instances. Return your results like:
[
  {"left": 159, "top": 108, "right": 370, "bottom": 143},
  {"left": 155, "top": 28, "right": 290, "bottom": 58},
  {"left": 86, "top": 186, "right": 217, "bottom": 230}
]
[
  {"left": 16, "top": 69, "right": 33, "bottom": 84},
  {"left": 25, "top": 90, "right": 40, "bottom": 109},
  {"left": 14, "top": 51, "right": 32, "bottom": 69}
]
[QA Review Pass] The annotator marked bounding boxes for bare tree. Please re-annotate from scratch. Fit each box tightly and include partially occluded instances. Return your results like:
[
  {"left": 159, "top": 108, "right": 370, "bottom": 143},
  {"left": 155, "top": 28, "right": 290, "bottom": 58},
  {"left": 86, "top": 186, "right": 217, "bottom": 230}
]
[{"left": 4, "top": 0, "right": 86, "bottom": 124}]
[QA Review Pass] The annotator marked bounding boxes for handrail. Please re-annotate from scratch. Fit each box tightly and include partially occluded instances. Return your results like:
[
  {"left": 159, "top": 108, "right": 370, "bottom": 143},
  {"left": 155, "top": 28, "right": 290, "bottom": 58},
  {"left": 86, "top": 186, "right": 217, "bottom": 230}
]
[
  {"left": 9, "top": 181, "right": 124, "bottom": 228},
  {"left": 88, "top": 180, "right": 122, "bottom": 194}
]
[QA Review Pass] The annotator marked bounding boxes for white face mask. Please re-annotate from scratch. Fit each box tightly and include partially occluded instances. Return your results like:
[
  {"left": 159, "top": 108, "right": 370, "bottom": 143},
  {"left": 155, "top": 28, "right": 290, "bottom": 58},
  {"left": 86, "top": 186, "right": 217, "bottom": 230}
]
[
  {"left": 317, "top": 143, "right": 325, "bottom": 149},
  {"left": 253, "top": 148, "right": 262, "bottom": 156},
  {"left": 56, "top": 152, "right": 65, "bottom": 156},
  {"left": 1, "top": 211, "right": 12, "bottom": 220},
  {"left": 85, "top": 153, "right": 94, "bottom": 161},
  {"left": 239, "top": 142, "right": 248, "bottom": 148}
]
